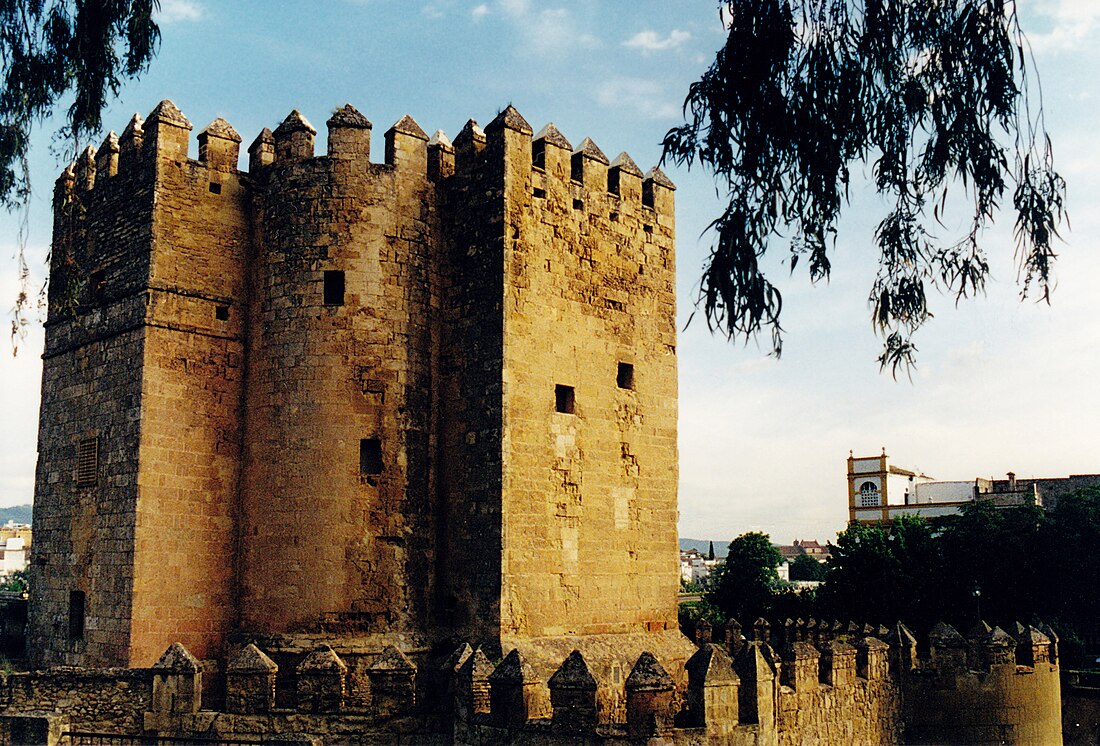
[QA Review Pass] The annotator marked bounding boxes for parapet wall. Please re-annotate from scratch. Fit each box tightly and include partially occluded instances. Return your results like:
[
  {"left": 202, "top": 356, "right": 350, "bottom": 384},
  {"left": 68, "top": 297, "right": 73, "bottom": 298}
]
[{"left": 0, "top": 617, "right": 1063, "bottom": 744}]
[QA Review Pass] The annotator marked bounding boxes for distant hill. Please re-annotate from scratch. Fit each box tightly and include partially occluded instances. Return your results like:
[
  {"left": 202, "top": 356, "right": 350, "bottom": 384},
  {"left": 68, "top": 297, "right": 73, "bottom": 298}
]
[
  {"left": 0, "top": 505, "right": 32, "bottom": 525},
  {"left": 679, "top": 538, "right": 728, "bottom": 558}
]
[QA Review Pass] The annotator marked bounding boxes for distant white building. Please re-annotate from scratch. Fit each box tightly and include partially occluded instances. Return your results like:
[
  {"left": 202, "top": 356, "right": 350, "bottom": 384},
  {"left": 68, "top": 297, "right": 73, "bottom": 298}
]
[
  {"left": 679, "top": 548, "right": 721, "bottom": 587},
  {"left": 848, "top": 450, "right": 1100, "bottom": 524},
  {"left": 0, "top": 522, "right": 30, "bottom": 576}
]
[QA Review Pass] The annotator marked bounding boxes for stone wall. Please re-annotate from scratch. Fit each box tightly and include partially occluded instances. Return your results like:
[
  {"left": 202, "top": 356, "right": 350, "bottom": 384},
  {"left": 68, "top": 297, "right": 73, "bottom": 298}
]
[
  {"left": 29, "top": 116, "right": 157, "bottom": 668},
  {"left": 0, "top": 667, "right": 152, "bottom": 734},
  {"left": 237, "top": 109, "right": 439, "bottom": 643},
  {"left": 0, "top": 623, "right": 1065, "bottom": 745},
  {"left": 494, "top": 112, "right": 679, "bottom": 642}
]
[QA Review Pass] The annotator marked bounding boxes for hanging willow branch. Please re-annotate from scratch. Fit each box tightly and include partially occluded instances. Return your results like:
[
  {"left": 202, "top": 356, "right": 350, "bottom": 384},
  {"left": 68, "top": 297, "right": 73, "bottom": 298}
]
[{"left": 662, "top": 0, "right": 1066, "bottom": 373}]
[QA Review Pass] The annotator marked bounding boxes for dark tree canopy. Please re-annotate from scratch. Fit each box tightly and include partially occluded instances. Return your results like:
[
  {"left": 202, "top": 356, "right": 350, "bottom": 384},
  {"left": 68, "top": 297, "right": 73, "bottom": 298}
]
[
  {"left": 663, "top": 0, "right": 1066, "bottom": 372},
  {"left": 708, "top": 531, "right": 784, "bottom": 621}
]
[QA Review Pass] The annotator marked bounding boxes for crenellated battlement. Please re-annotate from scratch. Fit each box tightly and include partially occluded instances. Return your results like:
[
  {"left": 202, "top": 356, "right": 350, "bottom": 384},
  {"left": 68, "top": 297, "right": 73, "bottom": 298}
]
[
  {"left": 5, "top": 616, "right": 1059, "bottom": 744},
  {"left": 55, "top": 100, "right": 673, "bottom": 227}
]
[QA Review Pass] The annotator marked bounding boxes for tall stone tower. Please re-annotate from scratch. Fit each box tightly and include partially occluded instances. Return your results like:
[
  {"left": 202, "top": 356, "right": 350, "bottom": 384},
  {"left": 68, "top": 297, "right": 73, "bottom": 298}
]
[{"left": 29, "top": 100, "right": 687, "bottom": 678}]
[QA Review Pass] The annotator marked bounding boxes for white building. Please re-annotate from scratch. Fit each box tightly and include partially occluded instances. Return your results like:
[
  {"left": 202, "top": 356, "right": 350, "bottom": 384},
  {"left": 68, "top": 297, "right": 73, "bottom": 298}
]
[{"left": 846, "top": 450, "right": 1068, "bottom": 524}]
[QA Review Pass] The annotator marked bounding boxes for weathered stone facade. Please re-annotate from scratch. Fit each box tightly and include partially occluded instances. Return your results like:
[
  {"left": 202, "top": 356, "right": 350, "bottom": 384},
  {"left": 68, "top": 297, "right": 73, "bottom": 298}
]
[{"left": 30, "top": 99, "right": 678, "bottom": 671}]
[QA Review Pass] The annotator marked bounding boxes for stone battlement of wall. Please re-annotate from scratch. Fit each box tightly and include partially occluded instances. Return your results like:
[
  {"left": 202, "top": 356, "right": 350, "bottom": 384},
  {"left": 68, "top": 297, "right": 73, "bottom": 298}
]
[{"left": 0, "top": 618, "right": 1063, "bottom": 745}]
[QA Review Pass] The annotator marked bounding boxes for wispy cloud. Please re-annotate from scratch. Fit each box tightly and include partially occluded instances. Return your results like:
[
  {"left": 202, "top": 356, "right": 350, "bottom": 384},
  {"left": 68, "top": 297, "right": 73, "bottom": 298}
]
[
  {"left": 527, "top": 9, "right": 599, "bottom": 54},
  {"left": 157, "top": 0, "right": 203, "bottom": 24},
  {"left": 471, "top": 4, "right": 490, "bottom": 20},
  {"left": 491, "top": 2, "right": 599, "bottom": 54},
  {"left": 498, "top": 0, "right": 530, "bottom": 18},
  {"left": 1023, "top": 0, "right": 1100, "bottom": 53},
  {"left": 422, "top": 3, "right": 446, "bottom": 20},
  {"left": 596, "top": 77, "right": 680, "bottom": 120},
  {"left": 623, "top": 29, "right": 691, "bottom": 53}
]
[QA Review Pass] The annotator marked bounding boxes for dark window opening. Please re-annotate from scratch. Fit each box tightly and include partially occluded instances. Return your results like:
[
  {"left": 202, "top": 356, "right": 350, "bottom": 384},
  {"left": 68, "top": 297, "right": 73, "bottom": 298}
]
[
  {"left": 76, "top": 437, "right": 98, "bottom": 487},
  {"left": 69, "top": 591, "right": 85, "bottom": 641},
  {"left": 323, "top": 270, "right": 345, "bottom": 306},
  {"left": 532, "top": 141, "right": 546, "bottom": 170},
  {"left": 555, "top": 385, "right": 575, "bottom": 415},
  {"left": 609, "top": 211, "right": 619, "bottom": 222},
  {"left": 208, "top": 181, "right": 222, "bottom": 194},
  {"left": 215, "top": 305, "right": 229, "bottom": 321},
  {"left": 533, "top": 187, "right": 546, "bottom": 199},
  {"left": 89, "top": 271, "right": 106, "bottom": 304},
  {"left": 643, "top": 224, "right": 654, "bottom": 234},
  {"left": 360, "top": 438, "right": 383, "bottom": 476},
  {"left": 617, "top": 362, "right": 635, "bottom": 390},
  {"left": 572, "top": 198, "right": 584, "bottom": 211},
  {"left": 642, "top": 185, "right": 655, "bottom": 208}
]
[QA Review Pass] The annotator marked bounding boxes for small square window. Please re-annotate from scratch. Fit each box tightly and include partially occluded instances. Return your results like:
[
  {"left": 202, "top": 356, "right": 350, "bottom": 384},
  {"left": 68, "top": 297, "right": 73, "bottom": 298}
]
[
  {"left": 360, "top": 438, "right": 383, "bottom": 476},
  {"left": 323, "top": 270, "right": 345, "bottom": 306},
  {"left": 208, "top": 181, "right": 222, "bottom": 194},
  {"left": 69, "top": 590, "right": 85, "bottom": 641},
  {"left": 533, "top": 187, "right": 546, "bottom": 199},
  {"left": 617, "top": 362, "right": 634, "bottom": 390},
  {"left": 572, "top": 198, "right": 584, "bottom": 210},
  {"left": 76, "top": 437, "right": 98, "bottom": 487},
  {"left": 555, "top": 385, "right": 575, "bottom": 415},
  {"left": 215, "top": 305, "right": 229, "bottom": 321}
]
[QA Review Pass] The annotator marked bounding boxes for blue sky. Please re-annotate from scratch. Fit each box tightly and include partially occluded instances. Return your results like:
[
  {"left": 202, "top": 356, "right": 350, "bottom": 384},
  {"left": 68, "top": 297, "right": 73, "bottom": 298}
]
[{"left": 1, "top": 0, "right": 1097, "bottom": 544}]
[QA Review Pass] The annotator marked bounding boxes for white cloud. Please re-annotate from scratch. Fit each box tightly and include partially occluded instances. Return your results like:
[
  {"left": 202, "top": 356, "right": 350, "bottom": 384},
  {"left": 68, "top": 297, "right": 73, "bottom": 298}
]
[
  {"left": 490, "top": 2, "right": 598, "bottom": 53},
  {"left": 596, "top": 77, "right": 680, "bottom": 120},
  {"left": 157, "top": 0, "right": 203, "bottom": 24},
  {"left": 1022, "top": 0, "right": 1100, "bottom": 52},
  {"left": 623, "top": 29, "right": 691, "bottom": 53},
  {"left": 472, "top": 4, "right": 489, "bottom": 20},
  {"left": 498, "top": 0, "right": 530, "bottom": 18},
  {"left": 422, "top": 3, "right": 446, "bottom": 20},
  {"left": 526, "top": 8, "right": 599, "bottom": 54}
]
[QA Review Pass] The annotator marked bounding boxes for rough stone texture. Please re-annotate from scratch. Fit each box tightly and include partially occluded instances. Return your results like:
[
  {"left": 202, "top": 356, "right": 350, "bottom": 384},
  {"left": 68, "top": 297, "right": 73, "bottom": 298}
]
[
  {"left": 226, "top": 643, "right": 278, "bottom": 714},
  {"left": 366, "top": 645, "right": 416, "bottom": 717},
  {"left": 904, "top": 656, "right": 1062, "bottom": 745},
  {"left": 0, "top": 668, "right": 152, "bottom": 734},
  {"left": 296, "top": 646, "right": 347, "bottom": 714},
  {"left": 548, "top": 650, "right": 598, "bottom": 732}
]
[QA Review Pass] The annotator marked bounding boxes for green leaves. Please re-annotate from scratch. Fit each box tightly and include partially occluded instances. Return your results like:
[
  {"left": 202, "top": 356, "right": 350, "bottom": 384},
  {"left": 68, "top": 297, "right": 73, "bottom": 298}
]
[{"left": 664, "top": 0, "right": 1065, "bottom": 372}]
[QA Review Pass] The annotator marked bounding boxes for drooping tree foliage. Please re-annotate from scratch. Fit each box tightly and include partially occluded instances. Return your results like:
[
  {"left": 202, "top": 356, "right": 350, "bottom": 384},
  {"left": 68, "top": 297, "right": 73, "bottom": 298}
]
[
  {"left": 1, "top": 0, "right": 159, "bottom": 205},
  {"left": 662, "top": 0, "right": 1065, "bottom": 371},
  {"left": 3, "top": 0, "right": 159, "bottom": 343}
]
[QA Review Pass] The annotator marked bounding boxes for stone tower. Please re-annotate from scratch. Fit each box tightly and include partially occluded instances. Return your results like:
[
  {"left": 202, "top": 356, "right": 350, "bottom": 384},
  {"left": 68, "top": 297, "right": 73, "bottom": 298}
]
[{"left": 29, "top": 100, "right": 685, "bottom": 675}]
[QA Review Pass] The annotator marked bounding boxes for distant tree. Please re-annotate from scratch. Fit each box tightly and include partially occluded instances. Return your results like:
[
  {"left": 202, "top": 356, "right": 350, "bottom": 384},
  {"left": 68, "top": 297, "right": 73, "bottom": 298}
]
[
  {"left": 789, "top": 552, "right": 828, "bottom": 582},
  {"left": 707, "top": 531, "right": 784, "bottom": 622},
  {"left": 707, "top": 540, "right": 715, "bottom": 561},
  {"left": 3, "top": 1, "right": 160, "bottom": 341},
  {"left": 663, "top": 1, "right": 1065, "bottom": 372}
]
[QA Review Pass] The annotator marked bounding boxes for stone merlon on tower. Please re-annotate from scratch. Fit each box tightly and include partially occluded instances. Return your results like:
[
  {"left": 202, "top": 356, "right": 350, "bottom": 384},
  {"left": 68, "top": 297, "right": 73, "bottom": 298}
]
[{"left": 31, "top": 99, "right": 686, "bottom": 689}]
